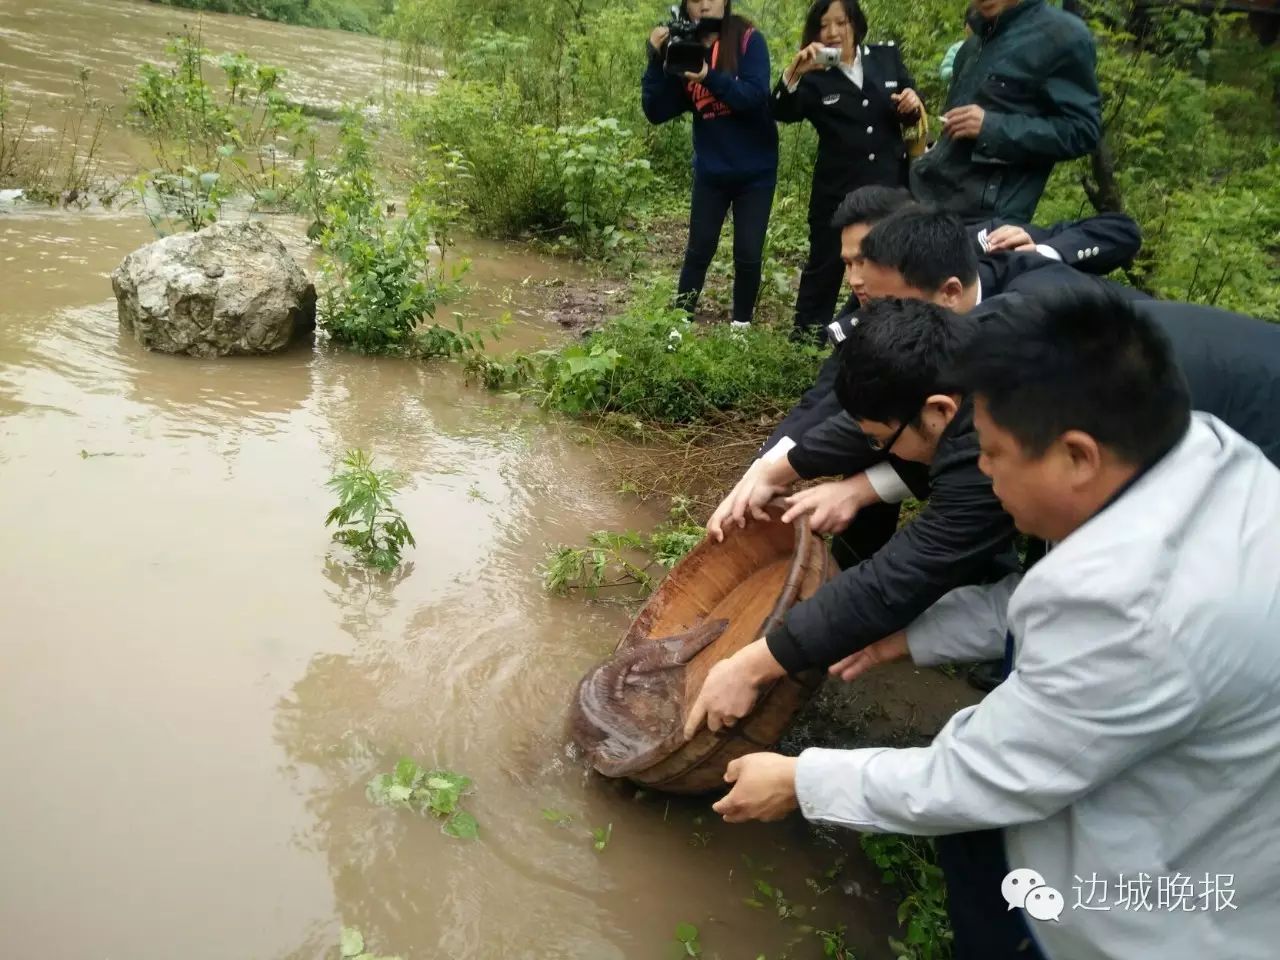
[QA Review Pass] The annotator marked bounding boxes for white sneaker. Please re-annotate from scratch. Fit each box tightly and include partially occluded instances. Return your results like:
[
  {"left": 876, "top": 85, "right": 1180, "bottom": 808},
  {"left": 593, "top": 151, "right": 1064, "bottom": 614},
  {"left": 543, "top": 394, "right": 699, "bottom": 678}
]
[{"left": 729, "top": 320, "right": 751, "bottom": 329}]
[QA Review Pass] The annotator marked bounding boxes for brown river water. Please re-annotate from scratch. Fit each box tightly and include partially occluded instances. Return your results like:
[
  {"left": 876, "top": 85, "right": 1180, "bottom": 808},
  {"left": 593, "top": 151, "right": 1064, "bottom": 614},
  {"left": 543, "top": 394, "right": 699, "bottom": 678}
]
[{"left": 1, "top": 2, "right": 904, "bottom": 957}]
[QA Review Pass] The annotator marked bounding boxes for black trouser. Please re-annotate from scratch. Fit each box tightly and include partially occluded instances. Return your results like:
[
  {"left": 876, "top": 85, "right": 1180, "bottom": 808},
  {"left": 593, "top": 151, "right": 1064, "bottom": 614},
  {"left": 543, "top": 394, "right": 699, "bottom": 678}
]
[
  {"left": 793, "top": 214, "right": 846, "bottom": 337},
  {"left": 936, "top": 830, "right": 1047, "bottom": 959},
  {"left": 677, "top": 173, "right": 775, "bottom": 324}
]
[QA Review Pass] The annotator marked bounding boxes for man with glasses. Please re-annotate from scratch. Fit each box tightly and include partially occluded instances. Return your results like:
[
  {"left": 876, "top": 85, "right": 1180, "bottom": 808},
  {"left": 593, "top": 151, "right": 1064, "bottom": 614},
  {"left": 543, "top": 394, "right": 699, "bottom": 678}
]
[{"left": 685, "top": 293, "right": 1020, "bottom": 736}]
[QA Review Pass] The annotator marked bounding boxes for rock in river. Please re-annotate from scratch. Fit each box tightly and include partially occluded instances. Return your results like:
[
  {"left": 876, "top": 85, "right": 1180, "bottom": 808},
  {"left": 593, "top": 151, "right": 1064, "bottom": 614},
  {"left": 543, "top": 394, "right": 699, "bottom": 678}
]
[{"left": 111, "top": 220, "right": 316, "bottom": 357}]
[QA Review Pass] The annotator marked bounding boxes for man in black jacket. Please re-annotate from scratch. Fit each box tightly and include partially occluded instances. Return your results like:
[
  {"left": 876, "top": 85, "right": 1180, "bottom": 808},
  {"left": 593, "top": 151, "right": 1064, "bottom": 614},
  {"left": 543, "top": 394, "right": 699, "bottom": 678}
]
[
  {"left": 969, "top": 211, "right": 1139, "bottom": 275},
  {"left": 687, "top": 297, "right": 1017, "bottom": 736},
  {"left": 714, "top": 202, "right": 1139, "bottom": 562},
  {"left": 756, "top": 192, "right": 1140, "bottom": 469}
]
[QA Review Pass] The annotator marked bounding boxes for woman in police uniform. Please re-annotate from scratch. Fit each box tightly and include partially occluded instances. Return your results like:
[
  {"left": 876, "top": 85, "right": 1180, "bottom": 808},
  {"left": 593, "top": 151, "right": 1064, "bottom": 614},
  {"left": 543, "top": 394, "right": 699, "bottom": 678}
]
[{"left": 772, "top": 0, "right": 923, "bottom": 337}]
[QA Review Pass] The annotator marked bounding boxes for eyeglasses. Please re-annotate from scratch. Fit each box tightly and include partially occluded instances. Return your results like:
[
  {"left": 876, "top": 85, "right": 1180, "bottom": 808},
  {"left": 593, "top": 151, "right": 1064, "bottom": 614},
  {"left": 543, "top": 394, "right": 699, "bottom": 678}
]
[{"left": 866, "top": 420, "right": 909, "bottom": 454}]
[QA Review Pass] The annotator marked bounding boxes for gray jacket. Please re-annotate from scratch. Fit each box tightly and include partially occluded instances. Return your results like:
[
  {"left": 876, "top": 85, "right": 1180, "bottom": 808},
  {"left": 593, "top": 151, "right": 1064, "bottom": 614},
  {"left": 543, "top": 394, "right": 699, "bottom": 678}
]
[{"left": 795, "top": 415, "right": 1280, "bottom": 959}]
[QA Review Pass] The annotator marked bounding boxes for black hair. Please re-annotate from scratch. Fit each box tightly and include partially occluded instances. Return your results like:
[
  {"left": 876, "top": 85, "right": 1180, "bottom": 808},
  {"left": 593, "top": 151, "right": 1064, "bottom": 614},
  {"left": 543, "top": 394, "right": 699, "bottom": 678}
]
[
  {"left": 801, "top": 0, "right": 868, "bottom": 48},
  {"left": 834, "top": 297, "right": 965, "bottom": 425},
  {"left": 948, "top": 288, "right": 1191, "bottom": 464},
  {"left": 859, "top": 207, "right": 980, "bottom": 291},
  {"left": 690, "top": 1, "right": 754, "bottom": 76},
  {"left": 829, "top": 185, "right": 916, "bottom": 230}
]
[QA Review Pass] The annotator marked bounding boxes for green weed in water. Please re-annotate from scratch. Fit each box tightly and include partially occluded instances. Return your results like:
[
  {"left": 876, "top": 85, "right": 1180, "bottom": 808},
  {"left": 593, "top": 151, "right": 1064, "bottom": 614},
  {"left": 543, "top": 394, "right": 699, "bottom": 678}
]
[
  {"left": 367, "top": 757, "right": 479, "bottom": 840},
  {"left": 338, "top": 924, "right": 401, "bottom": 960},
  {"left": 325, "top": 450, "right": 415, "bottom": 573},
  {"left": 861, "top": 833, "right": 951, "bottom": 960},
  {"left": 541, "top": 808, "right": 574, "bottom": 827},
  {"left": 816, "top": 924, "right": 858, "bottom": 960},
  {"left": 127, "top": 29, "right": 314, "bottom": 233},
  {"left": 315, "top": 110, "right": 485, "bottom": 357},
  {"left": 669, "top": 922, "right": 702, "bottom": 958},
  {"left": 591, "top": 822, "right": 612, "bottom": 852},
  {"left": 541, "top": 500, "right": 703, "bottom": 597}
]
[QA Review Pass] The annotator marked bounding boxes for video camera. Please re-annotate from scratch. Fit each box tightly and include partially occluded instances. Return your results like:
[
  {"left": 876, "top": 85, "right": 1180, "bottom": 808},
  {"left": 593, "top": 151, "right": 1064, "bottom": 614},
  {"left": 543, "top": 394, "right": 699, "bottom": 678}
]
[{"left": 659, "top": 5, "right": 722, "bottom": 77}]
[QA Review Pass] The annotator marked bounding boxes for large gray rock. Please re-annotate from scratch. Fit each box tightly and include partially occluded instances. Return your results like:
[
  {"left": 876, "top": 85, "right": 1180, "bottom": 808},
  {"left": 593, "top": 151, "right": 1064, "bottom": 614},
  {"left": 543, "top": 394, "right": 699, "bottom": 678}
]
[{"left": 111, "top": 220, "right": 316, "bottom": 358}]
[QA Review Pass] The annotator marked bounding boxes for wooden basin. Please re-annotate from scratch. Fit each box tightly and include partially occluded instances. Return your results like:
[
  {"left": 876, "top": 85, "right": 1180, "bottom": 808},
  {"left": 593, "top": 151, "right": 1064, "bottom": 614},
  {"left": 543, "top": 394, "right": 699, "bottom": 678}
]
[{"left": 571, "top": 506, "right": 834, "bottom": 794}]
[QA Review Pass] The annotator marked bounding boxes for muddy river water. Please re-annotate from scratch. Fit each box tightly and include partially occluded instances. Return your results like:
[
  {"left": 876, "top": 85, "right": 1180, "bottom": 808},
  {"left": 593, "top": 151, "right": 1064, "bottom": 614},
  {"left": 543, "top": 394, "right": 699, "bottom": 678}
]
[{"left": 1, "top": 2, "right": 904, "bottom": 958}]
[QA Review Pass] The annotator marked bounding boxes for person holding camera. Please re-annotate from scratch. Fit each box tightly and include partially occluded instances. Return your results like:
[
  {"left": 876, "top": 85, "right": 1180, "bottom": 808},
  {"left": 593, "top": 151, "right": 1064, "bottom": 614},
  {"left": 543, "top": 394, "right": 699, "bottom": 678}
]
[
  {"left": 642, "top": 0, "right": 779, "bottom": 328},
  {"left": 771, "top": 0, "right": 923, "bottom": 337}
]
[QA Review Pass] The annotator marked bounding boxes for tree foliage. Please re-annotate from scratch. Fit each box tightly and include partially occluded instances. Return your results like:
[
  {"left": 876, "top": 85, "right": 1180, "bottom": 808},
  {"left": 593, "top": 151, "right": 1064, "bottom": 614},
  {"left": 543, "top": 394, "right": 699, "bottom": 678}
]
[{"left": 395, "top": 0, "right": 1278, "bottom": 320}]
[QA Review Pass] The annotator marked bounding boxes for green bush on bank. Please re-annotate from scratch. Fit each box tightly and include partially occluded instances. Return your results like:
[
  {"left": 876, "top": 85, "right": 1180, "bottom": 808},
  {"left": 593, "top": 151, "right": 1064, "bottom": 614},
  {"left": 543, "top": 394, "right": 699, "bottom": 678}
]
[
  {"left": 1035, "top": 5, "right": 1280, "bottom": 320},
  {"left": 470, "top": 278, "right": 826, "bottom": 424},
  {"left": 398, "top": 83, "right": 656, "bottom": 255},
  {"left": 315, "top": 109, "right": 481, "bottom": 356}
]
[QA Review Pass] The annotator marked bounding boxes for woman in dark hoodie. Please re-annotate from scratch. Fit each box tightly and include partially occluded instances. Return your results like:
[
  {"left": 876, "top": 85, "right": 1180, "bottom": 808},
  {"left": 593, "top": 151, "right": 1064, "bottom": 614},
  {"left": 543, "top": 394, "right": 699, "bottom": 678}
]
[
  {"left": 772, "top": 0, "right": 923, "bottom": 337},
  {"left": 642, "top": 0, "right": 778, "bottom": 328}
]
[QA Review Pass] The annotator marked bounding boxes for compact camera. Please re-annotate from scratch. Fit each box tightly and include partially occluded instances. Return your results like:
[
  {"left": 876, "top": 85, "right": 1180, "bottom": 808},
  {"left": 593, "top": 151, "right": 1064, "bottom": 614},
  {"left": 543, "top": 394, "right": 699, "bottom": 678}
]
[
  {"left": 814, "top": 46, "right": 842, "bottom": 68},
  {"left": 660, "top": 5, "right": 722, "bottom": 77}
]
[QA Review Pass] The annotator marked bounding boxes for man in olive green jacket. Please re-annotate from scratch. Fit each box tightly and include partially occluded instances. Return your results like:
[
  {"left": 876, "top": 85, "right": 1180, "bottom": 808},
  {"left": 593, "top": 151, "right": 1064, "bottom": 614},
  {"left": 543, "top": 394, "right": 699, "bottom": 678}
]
[{"left": 911, "top": 0, "right": 1101, "bottom": 222}]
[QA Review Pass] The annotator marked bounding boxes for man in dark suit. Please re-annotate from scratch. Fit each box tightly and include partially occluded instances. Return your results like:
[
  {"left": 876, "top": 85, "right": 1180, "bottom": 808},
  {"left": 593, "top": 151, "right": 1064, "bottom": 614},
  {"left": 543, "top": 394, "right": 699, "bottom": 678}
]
[
  {"left": 767, "top": 188, "right": 1141, "bottom": 470},
  {"left": 713, "top": 198, "right": 1140, "bottom": 568},
  {"left": 744, "top": 205, "right": 1279, "bottom": 531},
  {"left": 968, "top": 211, "right": 1139, "bottom": 275},
  {"left": 782, "top": 205, "right": 1278, "bottom": 688}
]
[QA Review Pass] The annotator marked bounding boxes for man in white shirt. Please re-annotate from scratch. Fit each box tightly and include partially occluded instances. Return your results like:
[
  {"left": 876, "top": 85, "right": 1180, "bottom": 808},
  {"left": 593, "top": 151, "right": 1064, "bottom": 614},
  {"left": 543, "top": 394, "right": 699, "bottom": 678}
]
[{"left": 707, "top": 288, "right": 1280, "bottom": 960}]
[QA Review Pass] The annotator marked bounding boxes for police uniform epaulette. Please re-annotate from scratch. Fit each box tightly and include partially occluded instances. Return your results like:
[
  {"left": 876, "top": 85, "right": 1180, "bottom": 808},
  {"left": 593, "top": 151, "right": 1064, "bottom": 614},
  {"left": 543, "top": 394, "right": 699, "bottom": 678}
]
[{"left": 826, "top": 311, "right": 860, "bottom": 347}]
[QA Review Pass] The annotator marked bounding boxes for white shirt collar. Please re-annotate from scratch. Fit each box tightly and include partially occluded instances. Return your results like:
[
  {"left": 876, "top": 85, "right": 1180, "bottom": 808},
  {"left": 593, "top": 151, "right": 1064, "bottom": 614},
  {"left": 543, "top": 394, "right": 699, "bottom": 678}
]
[
  {"left": 840, "top": 46, "right": 863, "bottom": 89},
  {"left": 974, "top": 277, "right": 984, "bottom": 305}
]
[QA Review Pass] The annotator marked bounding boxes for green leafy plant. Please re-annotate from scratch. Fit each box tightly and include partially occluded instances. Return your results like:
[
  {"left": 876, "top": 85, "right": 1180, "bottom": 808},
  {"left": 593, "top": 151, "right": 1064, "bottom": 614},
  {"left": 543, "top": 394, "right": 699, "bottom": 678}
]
[
  {"left": 0, "top": 77, "right": 24, "bottom": 183},
  {"left": 670, "top": 922, "right": 702, "bottom": 958},
  {"left": 325, "top": 449, "right": 415, "bottom": 572},
  {"left": 338, "top": 925, "right": 402, "bottom": 960},
  {"left": 128, "top": 30, "right": 315, "bottom": 233},
  {"left": 475, "top": 278, "right": 826, "bottom": 425},
  {"left": 412, "top": 315, "right": 495, "bottom": 361},
  {"left": 316, "top": 110, "right": 479, "bottom": 355},
  {"left": 1, "top": 69, "right": 113, "bottom": 206},
  {"left": 397, "top": 79, "right": 563, "bottom": 237},
  {"left": 541, "top": 510, "right": 703, "bottom": 597},
  {"left": 744, "top": 879, "right": 801, "bottom": 921},
  {"left": 367, "top": 757, "right": 479, "bottom": 840},
  {"left": 541, "top": 807, "right": 574, "bottom": 827},
  {"left": 543, "top": 116, "right": 653, "bottom": 255},
  {"left": 816, "top": 924, "right": 857, "bottom": 960},
  {"left": 861, "top": 833, "right": 951, "bottom": 960},
  {"left": 591, "top": 822, "right": 612, "bottom": 852}
]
